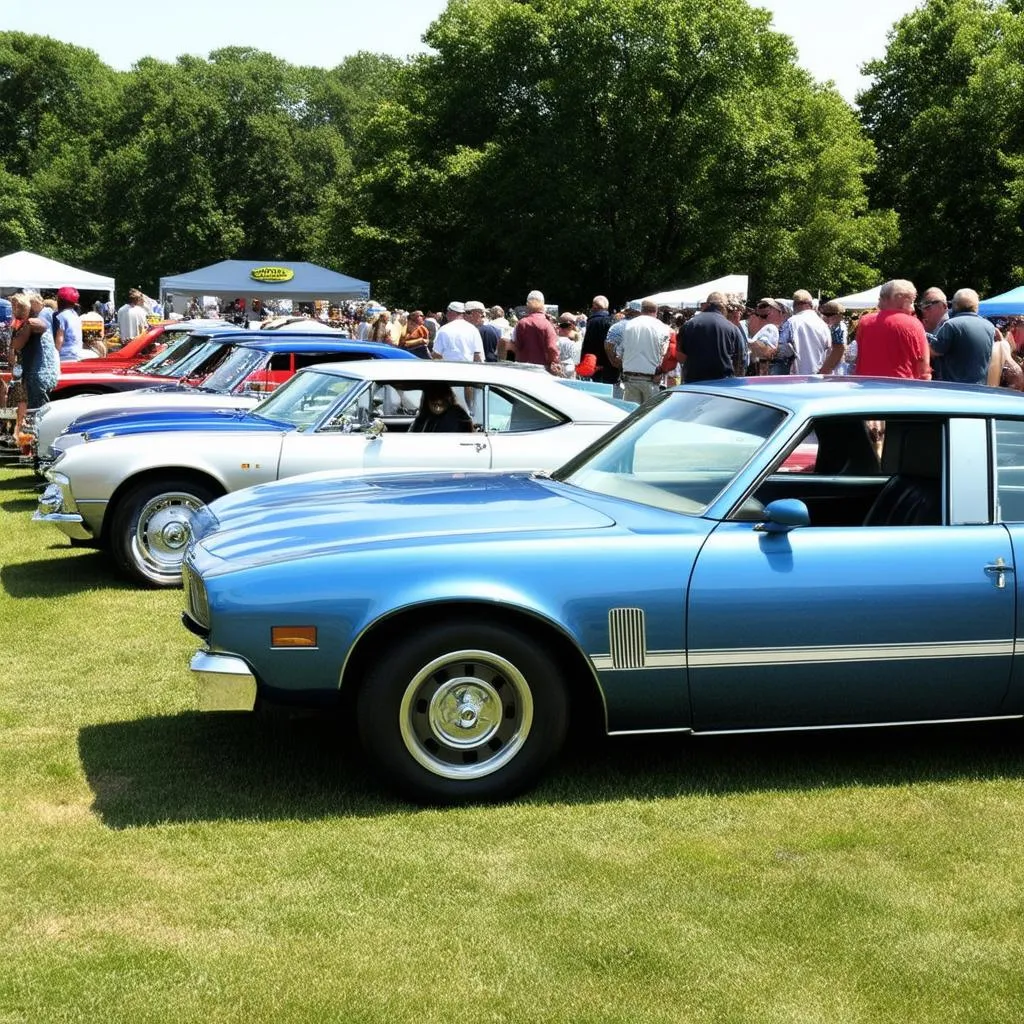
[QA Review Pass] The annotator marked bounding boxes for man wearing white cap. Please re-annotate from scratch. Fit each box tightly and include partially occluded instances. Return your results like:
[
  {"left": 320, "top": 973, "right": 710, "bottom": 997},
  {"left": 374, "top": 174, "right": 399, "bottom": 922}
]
[
  {"left": 432, "top": 301, "right": 484, "bottom": 362},
  {"left": 502, "top": 289, "right": 560, "bottom": 374}
]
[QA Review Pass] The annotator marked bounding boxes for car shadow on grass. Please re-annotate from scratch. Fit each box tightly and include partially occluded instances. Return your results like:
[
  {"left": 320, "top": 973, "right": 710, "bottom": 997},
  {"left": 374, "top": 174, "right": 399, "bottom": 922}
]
[
  {"left": 2, "top": 550, "right": 135, "bottom": 597},
  {"left": 539, "top": 719, "right": 1024, "bottom": 805},
  {"left": 0, "top": 464, "right": 36, "bottom": 483},
  {"left": 1, "top": 496, "right": 39, "bottom": 514},
  {"left": 78, "top": 709, "right": 397, "bottom": 826},
  {"left": 78, "top": 710, "right": 1024, "bottom": 826}
]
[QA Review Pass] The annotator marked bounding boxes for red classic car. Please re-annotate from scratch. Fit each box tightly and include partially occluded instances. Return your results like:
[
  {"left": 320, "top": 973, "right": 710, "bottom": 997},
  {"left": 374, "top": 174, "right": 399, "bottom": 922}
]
[{"left": 59, "top": 319, "right": 225, "bottom": 374}]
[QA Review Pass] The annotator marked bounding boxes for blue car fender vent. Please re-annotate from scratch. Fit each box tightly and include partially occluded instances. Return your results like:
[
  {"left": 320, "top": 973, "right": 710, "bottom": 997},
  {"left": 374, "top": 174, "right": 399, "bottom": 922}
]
[{"left": 608, "top": 608, "right": 647, "bottom": 669}]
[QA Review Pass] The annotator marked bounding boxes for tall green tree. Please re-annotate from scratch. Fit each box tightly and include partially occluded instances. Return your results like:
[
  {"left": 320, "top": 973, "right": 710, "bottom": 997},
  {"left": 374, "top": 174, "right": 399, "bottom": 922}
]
[
  {"left": 342, "top": 0, "right": 893, "bottom": 307},
  {"left": 0, "top": 164, "right": 44, "bottom": 252},
  {"left": 86, "top": 48, "right": 355, "bottom": 293},
  {"left": 0, "top": 32, "right": 120, "bottom": 268},
  {"left": 859, "top": 0, "right": 1024, "bottom": 293}
]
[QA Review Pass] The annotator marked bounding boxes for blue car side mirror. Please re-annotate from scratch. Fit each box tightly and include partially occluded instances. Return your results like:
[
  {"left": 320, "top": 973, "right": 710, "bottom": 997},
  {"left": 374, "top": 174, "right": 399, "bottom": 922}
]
[{"left": 755, "top": 498, "right": 810, "bottom": 533}]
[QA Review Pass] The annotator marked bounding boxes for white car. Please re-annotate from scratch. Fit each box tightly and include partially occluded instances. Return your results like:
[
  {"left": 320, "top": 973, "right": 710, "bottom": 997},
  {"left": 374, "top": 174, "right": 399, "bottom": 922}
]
[{"left": 34, "top": 360, "right": 632, "bottom": 586}]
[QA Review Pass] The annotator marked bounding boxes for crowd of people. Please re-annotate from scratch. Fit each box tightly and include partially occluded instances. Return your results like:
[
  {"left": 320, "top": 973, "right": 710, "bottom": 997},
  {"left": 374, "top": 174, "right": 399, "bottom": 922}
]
[
  {"left": 0, "top": 284, "right": 167, "bottom": 448},
  {"left": 325, "top": 279, "right": 1024, "bottom": 398},
  {"left": 5, "top": 275, "right": 1023, "bottom": 451}
]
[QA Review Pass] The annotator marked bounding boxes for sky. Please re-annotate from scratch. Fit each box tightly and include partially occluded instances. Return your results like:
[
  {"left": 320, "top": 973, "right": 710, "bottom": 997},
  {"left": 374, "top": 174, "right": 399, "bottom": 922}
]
[{"left": 8, "top": 0, "right": 921, "bottom": 102}]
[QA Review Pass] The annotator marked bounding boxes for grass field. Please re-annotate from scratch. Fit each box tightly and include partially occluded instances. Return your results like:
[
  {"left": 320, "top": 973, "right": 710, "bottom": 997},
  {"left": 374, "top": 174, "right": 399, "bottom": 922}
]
[{"left": 1, "top": 463, "right": 1023, "bottom": 1022}]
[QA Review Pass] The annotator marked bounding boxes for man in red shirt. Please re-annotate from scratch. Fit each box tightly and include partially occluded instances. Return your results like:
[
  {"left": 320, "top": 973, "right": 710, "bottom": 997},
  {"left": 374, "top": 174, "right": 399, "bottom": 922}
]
[
  {"left": 501, "top": 290, "right": 561, "bottom": 374},
  {"left": 854, "top": 279, "right": 931, "bottom": 380}
]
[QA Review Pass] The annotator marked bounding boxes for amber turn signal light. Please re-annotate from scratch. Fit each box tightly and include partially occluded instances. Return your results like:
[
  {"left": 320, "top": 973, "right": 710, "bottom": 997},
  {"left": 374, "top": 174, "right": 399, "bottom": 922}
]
[{"left": 271, "top": 626, "right": 317, "bottom": 648}]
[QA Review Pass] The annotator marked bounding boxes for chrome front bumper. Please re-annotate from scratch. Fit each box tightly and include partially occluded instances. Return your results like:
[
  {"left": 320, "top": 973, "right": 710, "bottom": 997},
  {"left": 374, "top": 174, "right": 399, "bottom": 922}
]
[
  {"left": 32, "top": 479, "right": 100, "bottom": 541},
  {"left": 190, "top": 650, "right": 257, "bottom": 712}
]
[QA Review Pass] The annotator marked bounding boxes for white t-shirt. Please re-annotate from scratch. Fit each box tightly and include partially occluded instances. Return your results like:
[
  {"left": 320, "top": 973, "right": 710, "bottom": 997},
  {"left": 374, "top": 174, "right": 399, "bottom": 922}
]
[
  {"left": 433, "top": 319, "right": 484, "bottom": 362},
  {"left": 789, "top": 309, "right": 832, "bottom": 375},
  {"left": 118, "top": 304, "right": 148, "bottom": 341}
]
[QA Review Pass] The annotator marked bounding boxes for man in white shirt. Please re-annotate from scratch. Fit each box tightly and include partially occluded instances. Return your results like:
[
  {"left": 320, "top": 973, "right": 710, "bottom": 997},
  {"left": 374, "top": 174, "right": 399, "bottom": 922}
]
[
  {"left": 786, "top": 289, "right": 833, "bottom": 374},
  {"left": 431, "top": 301, "right": 484, "bottom": 362},
  {"left": 117, "top": 288, "right": 149, "bottom": 342},
  {"left": 616, "top": 298, "right": 670, "bottom": 403}
]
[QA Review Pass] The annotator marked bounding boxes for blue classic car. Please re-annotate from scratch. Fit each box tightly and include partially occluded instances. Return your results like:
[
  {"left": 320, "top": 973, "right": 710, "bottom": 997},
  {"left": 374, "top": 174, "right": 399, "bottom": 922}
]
[{"left": 181, "top": 377, "right": 1024, "bottom": 803}]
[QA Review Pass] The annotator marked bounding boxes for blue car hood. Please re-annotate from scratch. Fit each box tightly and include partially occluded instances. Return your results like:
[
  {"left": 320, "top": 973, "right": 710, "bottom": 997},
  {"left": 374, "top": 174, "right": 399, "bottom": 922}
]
[
  {"left": 71, "top": 406, "right": 289, "bottom": 439},
  {"left": 192, "top": 471, "right": 616, "bottom": 569}
]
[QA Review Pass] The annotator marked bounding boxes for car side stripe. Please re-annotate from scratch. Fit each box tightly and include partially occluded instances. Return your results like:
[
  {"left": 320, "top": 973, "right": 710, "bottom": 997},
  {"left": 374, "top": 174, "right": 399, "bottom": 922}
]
[{"left": 590, "top": 639, "right": 1014, "bottom": 672}]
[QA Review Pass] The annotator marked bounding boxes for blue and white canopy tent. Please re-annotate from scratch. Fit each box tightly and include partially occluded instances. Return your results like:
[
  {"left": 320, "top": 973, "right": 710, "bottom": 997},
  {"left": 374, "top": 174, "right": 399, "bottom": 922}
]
[
  {"left": 977, "top": 285, "right": 1024, "bottom": 317},
  {"left": 159, "top": 259, "right": 371, "bottom": 312}
]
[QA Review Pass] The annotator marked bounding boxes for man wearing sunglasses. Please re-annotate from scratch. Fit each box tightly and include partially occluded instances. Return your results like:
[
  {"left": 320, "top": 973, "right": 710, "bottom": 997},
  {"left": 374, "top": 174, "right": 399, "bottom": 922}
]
[{"left": 919, "top": 288, "right": 949, "bottom": 335}]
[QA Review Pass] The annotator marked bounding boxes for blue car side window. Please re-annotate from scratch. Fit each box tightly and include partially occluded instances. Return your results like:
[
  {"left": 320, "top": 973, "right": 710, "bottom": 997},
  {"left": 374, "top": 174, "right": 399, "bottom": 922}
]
[{"left": 994, "top": 418, "right": 1024, "bottom": 521}]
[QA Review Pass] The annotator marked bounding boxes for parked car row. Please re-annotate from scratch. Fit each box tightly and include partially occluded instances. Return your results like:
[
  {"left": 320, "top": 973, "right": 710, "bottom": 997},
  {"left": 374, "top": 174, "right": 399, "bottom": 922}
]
[
  {"left": 33, "top": 357, "right": 630, "bottom": 584},
  {"left": 25, "top": 357, "right": 1024, "bottom": 804}
]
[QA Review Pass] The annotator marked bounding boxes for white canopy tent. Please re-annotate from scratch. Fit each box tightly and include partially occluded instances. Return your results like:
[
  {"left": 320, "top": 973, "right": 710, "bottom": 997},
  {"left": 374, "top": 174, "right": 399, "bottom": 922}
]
[
  {"left": 833, "top": 285, "right": 882, "bottom": 310},
  {"left": 0, "top": 250, "right": 115, "bottom": 303},
  {"left": 630, "top": 274, "right": 749, "bottom": 310}
]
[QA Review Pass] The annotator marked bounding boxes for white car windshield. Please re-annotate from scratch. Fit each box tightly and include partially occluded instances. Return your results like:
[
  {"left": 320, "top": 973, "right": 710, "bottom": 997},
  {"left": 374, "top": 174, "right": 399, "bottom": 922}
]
[
  {"left": 555, "top": 391, "right": 786, "bottom": 514},
  {"left": 251, "top": 368, "right": 364, "bottom": 429}
]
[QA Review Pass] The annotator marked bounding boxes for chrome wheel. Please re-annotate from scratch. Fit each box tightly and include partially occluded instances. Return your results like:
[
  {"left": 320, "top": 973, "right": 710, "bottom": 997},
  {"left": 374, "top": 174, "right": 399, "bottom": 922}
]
[
  {"left": 398, "top": 649, "right": 534, "bottom": 780},
  {"left": 129, "top": 491, "right": 207, "bottom": 584}
]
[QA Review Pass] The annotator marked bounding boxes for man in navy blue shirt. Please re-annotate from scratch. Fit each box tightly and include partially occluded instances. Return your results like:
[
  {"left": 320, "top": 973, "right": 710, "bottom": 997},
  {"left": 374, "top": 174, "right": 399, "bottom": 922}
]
[
  {"left": 679, "top": 291, "right": 746, "bottom": 383},
  {"left": 930, "top": 288, "right": 994, "bottom": 385}
]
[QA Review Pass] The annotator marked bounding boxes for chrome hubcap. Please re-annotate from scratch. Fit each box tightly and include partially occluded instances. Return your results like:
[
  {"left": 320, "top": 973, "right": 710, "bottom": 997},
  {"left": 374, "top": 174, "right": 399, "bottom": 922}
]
[
  {"left": 133, "top": 492, "right": 206, "bottom": 579},
  {"left": 399, "top": 649, "right": 534, "bottom": 780},
  {"left": 429, "top": 677, "right": 502, "bottom": 748}
]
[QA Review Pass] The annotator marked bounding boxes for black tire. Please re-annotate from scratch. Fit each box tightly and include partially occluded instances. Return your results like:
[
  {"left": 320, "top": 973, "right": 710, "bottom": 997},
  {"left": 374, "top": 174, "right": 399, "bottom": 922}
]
[
  {"left": 356, "top": 621, "right": 568, "bottom": 805},
  {"left": 111, "top": 477, "right": 218, "bottom": 587}
]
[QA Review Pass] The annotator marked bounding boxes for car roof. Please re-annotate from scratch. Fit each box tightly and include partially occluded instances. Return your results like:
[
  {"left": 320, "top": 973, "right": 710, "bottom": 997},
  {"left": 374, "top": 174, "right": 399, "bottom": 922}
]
[
  {"left": 300, "top": 359, "right": 629, "bottom": 417},
  {"left": 680, "top": 375, "right": 1024, "bottom": 419}
]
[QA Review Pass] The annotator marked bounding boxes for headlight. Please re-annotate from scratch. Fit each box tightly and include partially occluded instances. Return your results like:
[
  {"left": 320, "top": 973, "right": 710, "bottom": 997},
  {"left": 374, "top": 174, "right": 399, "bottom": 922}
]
[{"left": 190, "top": 504, "right": 220, "bottom": 543}]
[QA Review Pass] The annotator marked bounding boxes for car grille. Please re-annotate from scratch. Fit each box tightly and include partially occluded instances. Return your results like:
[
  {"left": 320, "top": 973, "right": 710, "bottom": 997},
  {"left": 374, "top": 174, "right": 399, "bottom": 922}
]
[{"left": 182, "top": 563, "right": 210, "bottom": 629}]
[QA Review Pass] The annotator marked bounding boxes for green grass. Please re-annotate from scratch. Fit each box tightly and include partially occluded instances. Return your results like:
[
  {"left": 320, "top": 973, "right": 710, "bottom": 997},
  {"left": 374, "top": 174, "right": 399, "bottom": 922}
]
[{"left": 1, "top": 463, "right": 1023, "bottom": 1023}]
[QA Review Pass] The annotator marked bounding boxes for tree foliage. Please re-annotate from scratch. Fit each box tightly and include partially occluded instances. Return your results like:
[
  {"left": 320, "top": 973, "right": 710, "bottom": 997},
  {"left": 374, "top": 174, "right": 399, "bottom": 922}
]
[
  {"left": 859, "top": 0, "right": 1024, "bottom": 293},
  {"left": 0, "top": 9, "right": 895, "bottom": 305},
  {"left": 342, "top": 0, "right": 892, "bottom": 306}
]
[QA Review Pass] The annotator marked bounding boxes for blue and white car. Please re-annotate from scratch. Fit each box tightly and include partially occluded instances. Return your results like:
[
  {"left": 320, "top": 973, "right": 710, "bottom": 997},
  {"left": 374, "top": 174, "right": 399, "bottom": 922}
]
[
  {"left": 36, "top": 360, "right": 630, "bottom": 587},
  {"left": 181, "top": 377, "right": 1024, "bottom": 804}
]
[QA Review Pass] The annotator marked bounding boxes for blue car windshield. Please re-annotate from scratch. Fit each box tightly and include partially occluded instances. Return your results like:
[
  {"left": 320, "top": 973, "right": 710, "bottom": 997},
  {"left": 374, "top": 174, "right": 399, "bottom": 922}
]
[
  {"left": 556, "top": 390, "right": 786, "bottom": 514},
  {"left": 250, "top": 368, "right": 364, "bottom": 429},
  {"left": 200, "top": 347, "right": 270, "bottom": 393}
]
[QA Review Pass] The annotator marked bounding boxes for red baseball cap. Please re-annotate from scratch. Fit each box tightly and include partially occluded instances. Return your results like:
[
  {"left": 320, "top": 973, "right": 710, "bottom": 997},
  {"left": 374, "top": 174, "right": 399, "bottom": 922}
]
[{"left": 57, "top": 286, "right": 79, "bottom": 304}]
